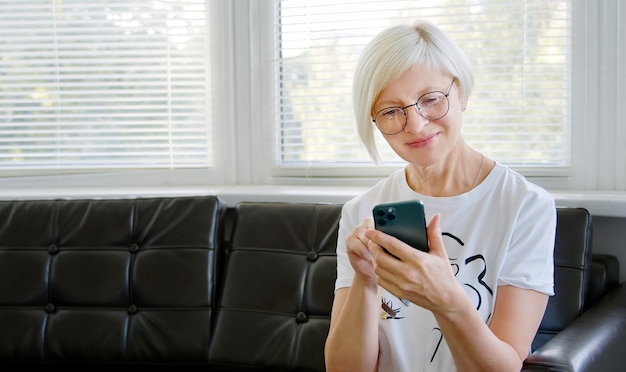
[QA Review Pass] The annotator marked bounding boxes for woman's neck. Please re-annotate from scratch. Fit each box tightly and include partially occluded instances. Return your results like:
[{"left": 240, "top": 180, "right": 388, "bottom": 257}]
[{"left": 405, "top": 146, "right": 489, "bottom": 197}]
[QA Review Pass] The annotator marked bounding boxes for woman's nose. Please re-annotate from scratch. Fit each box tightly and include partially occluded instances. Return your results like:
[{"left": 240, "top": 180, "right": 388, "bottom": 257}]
[{"left": 403, "top": 104, "right": 429, "bottom": 133}]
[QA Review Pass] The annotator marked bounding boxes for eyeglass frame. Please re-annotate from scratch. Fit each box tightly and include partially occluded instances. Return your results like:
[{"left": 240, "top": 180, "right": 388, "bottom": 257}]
[{"left": 372, "top": 77, "right": 457, "bottom": 135}]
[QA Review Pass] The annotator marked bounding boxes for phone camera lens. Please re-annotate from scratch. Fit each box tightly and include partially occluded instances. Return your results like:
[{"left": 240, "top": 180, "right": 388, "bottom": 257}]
[{"left": 382, "top": 207, "right": 395, "bottom": 222}]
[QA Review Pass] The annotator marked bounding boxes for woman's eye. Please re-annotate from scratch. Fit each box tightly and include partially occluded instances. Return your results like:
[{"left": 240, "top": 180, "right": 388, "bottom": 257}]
[
  {"left": 382, "top": 108, "right": 401, "bottom": 117},
  {"left": 420, "top": 94, "right": 442, "bottom": 106}
]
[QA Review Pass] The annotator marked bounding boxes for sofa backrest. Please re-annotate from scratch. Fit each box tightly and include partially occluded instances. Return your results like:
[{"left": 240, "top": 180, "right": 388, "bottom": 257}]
[
  {"left": 0, "top": 196, "right": 226, "bottom": 365},
  {"left": 209, "top": 201, "right": 342, "bottom": 371},
  {"left": 532, "top": 207, "right": 593, "bottom": 350}
]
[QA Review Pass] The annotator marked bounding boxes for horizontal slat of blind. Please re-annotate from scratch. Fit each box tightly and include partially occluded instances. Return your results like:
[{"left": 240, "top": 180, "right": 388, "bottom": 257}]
[
  {"left": 276, "top": 0, "right": 571, "bottom": 167},
  {"left": 0, "top": 0, "right": 211, "bottom": 171}
]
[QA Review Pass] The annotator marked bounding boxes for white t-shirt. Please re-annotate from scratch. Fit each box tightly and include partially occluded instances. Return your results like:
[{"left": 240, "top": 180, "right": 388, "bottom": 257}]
[{"left": 335, "top": 163, "right": 556, "bottom": 372}]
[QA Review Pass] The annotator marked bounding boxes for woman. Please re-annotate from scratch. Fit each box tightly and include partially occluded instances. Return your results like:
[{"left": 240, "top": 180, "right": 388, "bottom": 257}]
[{"left": 324, "top": 19, "right": 556, "bottom": 372}]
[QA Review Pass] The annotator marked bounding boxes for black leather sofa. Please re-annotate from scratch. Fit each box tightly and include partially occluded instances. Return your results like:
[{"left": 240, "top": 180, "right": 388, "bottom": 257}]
[{"left": 0, "top": 196, "right": 624, "bottom": 371}]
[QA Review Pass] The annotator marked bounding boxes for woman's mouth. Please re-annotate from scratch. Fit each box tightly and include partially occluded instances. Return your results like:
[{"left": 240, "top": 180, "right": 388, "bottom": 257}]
[{"left": 407, "top": 132, "right": 438, "bottom": 148}]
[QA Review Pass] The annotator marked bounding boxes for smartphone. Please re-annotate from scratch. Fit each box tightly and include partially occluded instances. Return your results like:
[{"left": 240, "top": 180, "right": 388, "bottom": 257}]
[{"left": 372, "top": 200, "right": 429, "bottom": 252}]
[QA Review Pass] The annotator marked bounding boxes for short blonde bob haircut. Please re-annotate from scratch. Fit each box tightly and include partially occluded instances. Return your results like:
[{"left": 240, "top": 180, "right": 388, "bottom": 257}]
[{"left": 353, "top": 19, "right": 474, "bottom": 163}]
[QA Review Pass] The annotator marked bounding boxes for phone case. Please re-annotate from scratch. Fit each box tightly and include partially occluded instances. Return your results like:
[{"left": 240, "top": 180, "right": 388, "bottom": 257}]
[{"left": 372, "top": 200, "right": 429, "bottom": 252}]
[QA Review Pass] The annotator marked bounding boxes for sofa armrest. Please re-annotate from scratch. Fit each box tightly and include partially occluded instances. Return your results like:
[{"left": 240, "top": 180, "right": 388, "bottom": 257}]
[
  {"left": 586, "top": 254, "right": 621, "bottom": 309},
  {"left": 523, "top": 282, "right": 626, "bottom": 371}
]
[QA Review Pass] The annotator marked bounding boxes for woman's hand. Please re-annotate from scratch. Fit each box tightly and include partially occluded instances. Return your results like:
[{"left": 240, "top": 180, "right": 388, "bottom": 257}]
[
  {"left": 345, "top": 218, "right": 378, "bottom": 285},
  {"left": 364, "top": 214, "right": 466, "bottom": 313}
]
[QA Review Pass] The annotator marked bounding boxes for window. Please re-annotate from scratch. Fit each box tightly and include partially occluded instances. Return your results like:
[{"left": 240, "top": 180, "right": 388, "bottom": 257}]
[
  {"left": 268, "top": 0, "right": 572, "bottom": 180},
  {"left": 1, "top": 0, "right": 624, "bottom": 193},
  {"left": 0, "top": 0, "right": 216, "bottom": 180}
]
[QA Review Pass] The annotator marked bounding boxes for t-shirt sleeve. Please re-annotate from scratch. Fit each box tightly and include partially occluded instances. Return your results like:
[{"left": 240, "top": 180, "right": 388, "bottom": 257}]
[
  {"left": 335, "top": 199, "right": 359, "bottom": 291},
  {"left": 498, "top": 188, "right": 557, "bottom": 296}
]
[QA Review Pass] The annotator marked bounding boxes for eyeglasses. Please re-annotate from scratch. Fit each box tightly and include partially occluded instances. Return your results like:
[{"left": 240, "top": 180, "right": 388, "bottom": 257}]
[{"left": 372, "top": 78, "right": 456, "bottom": 135}]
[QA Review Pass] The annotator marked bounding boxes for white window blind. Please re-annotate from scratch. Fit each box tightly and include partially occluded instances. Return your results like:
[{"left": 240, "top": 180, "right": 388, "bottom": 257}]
[
  {"left": 0, "top": 0, "right": 212, "bottom": 173},
  {"left": 275, "top": 0, "right": 572, "bottom": 171}
]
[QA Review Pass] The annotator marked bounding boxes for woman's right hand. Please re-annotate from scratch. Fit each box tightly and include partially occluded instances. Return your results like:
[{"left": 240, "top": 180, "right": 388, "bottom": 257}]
[{"left": 345, "top": 218, "right": 378, "bottom": 283}]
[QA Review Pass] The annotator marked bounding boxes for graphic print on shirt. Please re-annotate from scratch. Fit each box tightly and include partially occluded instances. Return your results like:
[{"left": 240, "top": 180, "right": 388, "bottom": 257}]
[
  {"left": 442, "top": 231, "right": 494, "bottom": 318},
  {"left": 379, "top": 230, "right": 495, "bottom": 364},
  {"left": 380, "top": 297, "right": 404, "bottom": 319}
]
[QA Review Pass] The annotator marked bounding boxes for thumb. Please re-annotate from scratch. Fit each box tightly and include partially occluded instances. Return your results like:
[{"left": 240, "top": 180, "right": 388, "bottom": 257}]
[{"left": 426, "top": 214, "right": 448, "bottom": 259}]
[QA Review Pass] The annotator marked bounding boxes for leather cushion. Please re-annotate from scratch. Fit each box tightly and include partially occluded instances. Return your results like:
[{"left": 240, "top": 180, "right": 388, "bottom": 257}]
[
  {"left": 210, "top": 201, "right": 341, "bottom": 372},
  {"left": 0, "top": 196, "right": 226, "bottom": 364}
]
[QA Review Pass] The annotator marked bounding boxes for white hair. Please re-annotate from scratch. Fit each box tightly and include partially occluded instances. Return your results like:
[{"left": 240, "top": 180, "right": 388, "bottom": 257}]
[{"left": 353, "top": 19, "right": 474, "bottom": 163}]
